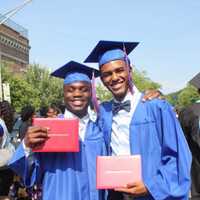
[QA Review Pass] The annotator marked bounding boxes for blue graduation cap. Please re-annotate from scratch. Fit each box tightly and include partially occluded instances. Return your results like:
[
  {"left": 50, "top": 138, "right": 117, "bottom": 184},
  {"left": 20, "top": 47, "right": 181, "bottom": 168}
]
[
  {"left": 84, "top": 40, "right": 139, "bottom": 66},
  {"left": 51, "top": 60, "right": 100, "bottom": 85}
]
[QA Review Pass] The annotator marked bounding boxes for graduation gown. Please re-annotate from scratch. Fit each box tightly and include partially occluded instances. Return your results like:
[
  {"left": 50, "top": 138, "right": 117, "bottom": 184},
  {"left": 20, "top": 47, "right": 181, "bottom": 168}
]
[
  {"left": 99, "top": 98, "right": 192, "bottom": 200},
  {"left": 179, "top": 102, "right": 200, "bottom": 199},
  {"left": 9, "top": 120, "right": 106, "bottom": 200}
]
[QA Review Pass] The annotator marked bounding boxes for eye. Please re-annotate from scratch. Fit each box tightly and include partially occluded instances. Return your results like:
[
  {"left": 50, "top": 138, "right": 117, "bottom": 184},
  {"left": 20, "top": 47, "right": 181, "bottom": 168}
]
[
  {"left": 115, "top": 66, "right": 126, "bottom": 73},
  {"left": 66, "top": 87, "right": 74, "bottom": 92},
  {"left": 101, "top": 72, "right": 112, "bottom": 79},
  {"left": 81, "top": 87, "right": 90, "bottom": 92}
]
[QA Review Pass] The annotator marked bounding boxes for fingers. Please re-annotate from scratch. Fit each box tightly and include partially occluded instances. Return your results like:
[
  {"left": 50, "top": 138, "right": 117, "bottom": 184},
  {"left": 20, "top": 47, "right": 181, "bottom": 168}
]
[
  {"left": 30, "top": 140, "right": 46, "bottom": 150},
  {"left": 142, "top": 90, "right": 163, "bottom": 102},
  {"left": 114, "top": 187, "right": 136, "bottom": 194},
  {"left": 24, "top": 126, "right": 49, "bottom": 148},
  {"left": 114, "top": 182, "right": 146, "bottom": 196},
  {"left": 28, "top": 126, "right": 49, "bottom": 133},
  {"left": 126, "top": 182, "right": 137, "bottom": 188}
]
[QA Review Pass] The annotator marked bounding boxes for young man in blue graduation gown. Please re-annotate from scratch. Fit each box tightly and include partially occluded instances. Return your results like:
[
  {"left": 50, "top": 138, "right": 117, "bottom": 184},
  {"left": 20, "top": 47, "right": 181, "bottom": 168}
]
[
  {"left": 84, "top": 41, "right": 192, "bottom": 200},
  {"left": 9, "top": 61, "right": 106, "bottom": 200}
]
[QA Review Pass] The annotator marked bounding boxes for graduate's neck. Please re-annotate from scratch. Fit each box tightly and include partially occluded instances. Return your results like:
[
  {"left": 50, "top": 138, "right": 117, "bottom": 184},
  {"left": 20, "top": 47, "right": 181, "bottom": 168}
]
[
  {"left": 71, "top": 109, "right": 88, "bottom": 119},
  {"left": 113, "top": 90, "right": 129, "bottom": 102},
  {"left": 75, "top": 112, "right": 88, "bottom": 119}
]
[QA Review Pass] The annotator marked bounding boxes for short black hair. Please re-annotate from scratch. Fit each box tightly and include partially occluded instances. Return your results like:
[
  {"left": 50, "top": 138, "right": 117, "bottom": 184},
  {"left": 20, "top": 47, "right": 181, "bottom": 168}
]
[
  {"left": 0, "top": 100, "right": 14, "bottom": 132},
  {"left": 21, "top": 105, "right": 35, "bottom": 121}
]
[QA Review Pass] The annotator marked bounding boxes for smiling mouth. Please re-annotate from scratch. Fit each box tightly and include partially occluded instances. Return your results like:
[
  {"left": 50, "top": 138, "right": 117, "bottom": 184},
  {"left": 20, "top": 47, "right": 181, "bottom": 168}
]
[
  {"left": 71, "top": 100, "right": 84, "bottom": 106},
  {"left": 111, "top": 82, "right": 123, "bottom": 90}
]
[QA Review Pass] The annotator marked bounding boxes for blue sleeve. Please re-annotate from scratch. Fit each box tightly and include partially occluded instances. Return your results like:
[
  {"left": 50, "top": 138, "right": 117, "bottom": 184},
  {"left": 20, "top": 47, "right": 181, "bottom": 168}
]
[
  {"left": 8, "top": 143, "right": 42, "bottom": 187},
  {"left": 145, "top": 100, "right": 192, "bottom": 200}
]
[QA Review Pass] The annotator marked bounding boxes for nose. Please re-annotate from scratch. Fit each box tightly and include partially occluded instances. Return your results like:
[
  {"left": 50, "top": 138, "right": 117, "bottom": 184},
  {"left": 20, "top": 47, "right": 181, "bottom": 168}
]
[
  {"left": 73, "top": 89, "right": 82, "bottom": 97},
  {"left": 111, "top": 72, "right": 118, "bottom": 81}
]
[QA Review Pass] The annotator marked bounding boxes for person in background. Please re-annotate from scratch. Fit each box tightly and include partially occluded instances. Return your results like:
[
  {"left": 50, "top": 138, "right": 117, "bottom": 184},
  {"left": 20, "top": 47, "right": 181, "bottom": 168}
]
[
  {"left": 19, "top": 105, "right": 36, "bottom": 140},
  {"left": 84, "top": 40, "right": 192, "bottom": 200},
  {"left": 56, "top": 101, "right": 66, "bottom": 115},
  {"left": 46, "top": 104, "right": 60, "bottom": 118},
  {"left": 9, "top": 61, "right": 106, "bottom": 200},
  {"left": 0, "top": 100, "right": 15, "bottom": 198},
  {"left": 39, "top": 106, "right": 48, "bottom": 118},
  {"left": 179, "top": 72, "right": 200, "bottom": 200}
]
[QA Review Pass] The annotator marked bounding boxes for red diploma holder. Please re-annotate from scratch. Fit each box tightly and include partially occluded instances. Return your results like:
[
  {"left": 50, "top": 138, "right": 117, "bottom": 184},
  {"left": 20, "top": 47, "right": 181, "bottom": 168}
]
[
  {"left": 96, "top": 155, "right": 142, "bottom": 189},
  {"left": 32, "top": 118, "right": 79, "bottom": 152}
]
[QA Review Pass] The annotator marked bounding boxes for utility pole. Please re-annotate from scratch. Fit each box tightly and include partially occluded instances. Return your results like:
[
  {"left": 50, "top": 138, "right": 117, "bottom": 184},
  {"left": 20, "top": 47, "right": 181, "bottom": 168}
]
[{"left": 0, "top": 0, "right": 32, "bottom": 101}]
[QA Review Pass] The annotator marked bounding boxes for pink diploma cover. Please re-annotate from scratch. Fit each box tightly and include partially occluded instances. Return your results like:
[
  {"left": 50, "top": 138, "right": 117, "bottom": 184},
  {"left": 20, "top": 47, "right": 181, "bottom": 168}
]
[{"left": 96, "top": 155, "right": 142, "bottom": 189}]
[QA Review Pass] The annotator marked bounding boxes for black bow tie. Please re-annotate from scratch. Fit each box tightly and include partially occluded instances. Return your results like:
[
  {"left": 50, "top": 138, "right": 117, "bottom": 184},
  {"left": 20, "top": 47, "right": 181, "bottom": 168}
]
[{"left": 112, "top": 100, "right": 131, "bottom": 115}]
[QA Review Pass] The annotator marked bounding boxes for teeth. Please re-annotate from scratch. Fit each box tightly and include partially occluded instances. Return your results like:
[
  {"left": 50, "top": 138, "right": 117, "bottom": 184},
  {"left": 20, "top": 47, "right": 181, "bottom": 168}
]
[
  {"left": 112, "top": 83, "right": 122, "bottom": 88},
  {"left": 72, "top": 100, "right": 83, "bottom": 105}
]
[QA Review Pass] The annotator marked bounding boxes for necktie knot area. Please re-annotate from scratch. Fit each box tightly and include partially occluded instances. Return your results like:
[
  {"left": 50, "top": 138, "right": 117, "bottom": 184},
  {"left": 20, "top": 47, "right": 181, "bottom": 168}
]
[{"left": 112, "top": 100, "right": 131, "bottom": 115}]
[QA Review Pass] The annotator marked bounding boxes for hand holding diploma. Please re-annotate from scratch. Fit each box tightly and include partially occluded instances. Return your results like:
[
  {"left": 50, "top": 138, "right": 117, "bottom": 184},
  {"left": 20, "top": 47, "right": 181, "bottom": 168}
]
[
  {"left": 114, "top": 181, "right": 148, "bottom": 197},
  {"left": 24, "top": 126, "right": 49, "bottom": 149}
]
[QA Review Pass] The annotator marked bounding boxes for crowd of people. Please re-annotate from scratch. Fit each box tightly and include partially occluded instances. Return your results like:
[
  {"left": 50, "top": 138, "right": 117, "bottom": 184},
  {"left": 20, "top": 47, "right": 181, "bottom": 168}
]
[{"left": 0, "top": 40, "right": 199, "bottom": 200}]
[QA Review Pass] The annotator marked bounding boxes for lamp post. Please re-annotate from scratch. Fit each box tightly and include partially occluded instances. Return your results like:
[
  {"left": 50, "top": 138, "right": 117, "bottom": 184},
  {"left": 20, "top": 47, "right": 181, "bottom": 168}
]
[{"left": 0, "top": 0, "right": 32, "bottom": 101}]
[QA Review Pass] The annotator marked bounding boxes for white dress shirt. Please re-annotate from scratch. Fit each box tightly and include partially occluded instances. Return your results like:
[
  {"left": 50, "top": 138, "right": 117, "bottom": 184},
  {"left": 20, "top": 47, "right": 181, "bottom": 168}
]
[{"left": 111, "top": 86, "right": 142, "bottom": 156}]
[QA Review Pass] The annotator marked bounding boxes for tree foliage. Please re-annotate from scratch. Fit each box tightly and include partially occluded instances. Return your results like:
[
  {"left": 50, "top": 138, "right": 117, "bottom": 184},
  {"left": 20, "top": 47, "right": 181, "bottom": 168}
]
[
  {"left": 1, "top": 62, "right": 63, "bottom": 112},
  {"left": 133, "top": 69, "right": 161, "bottom": 91},
  {"left": 24, "top": 64, "right": 63, "bottom": 108},
  {"left": 166, "top": 85, "right": 200, "bottom": 109}
]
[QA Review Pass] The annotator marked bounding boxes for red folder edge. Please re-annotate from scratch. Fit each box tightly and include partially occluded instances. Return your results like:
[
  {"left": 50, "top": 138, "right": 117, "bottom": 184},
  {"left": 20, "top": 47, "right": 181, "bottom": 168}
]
[{"left": 32, "top": 118, "right": 79, "bottom": 152}]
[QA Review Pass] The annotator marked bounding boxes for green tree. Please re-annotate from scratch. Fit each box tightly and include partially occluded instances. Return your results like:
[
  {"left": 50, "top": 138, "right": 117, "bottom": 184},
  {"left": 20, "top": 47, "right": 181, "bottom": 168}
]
[
  {"left": 1, "top": 62, "right": 63, "bottom": 112},
  {"left": 96, "top": 83, "right": 112, "bottom": 102},
  {"left": 25, "top": 64, "right": 63, "bottom": 107},
  {"left": 9, "top": 76, "right": 41, "bottom": 112},
  {"left": 133, "top": 69, "right": 161, "bottom": 91},
  {"left": 166, "top": 85, "right": 200, "bottom": 108},
  {"left": 176, "top": 85, "right": 200, "bottom": 108}
]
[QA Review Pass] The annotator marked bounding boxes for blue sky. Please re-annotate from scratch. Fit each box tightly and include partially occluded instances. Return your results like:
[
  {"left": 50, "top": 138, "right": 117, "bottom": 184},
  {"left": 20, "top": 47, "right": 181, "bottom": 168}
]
[{"left": 1, "top": 0, "right": 200, "bottom": 94}]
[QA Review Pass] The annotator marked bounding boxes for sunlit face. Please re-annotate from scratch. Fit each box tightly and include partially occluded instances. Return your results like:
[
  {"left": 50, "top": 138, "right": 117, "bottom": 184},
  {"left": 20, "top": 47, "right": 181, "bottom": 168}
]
[
  {"left": 63, "top": 81, "right": 91, "bottom": 118},
  {"left": 100, "top": 60, "right": 130, "bottom": 101}
]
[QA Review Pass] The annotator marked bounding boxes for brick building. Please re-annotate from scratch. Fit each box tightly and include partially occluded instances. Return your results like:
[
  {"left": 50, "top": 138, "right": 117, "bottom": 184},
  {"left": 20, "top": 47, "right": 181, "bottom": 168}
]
[{"left": 0, "top": 13, "right": 30, "bottom": 73}]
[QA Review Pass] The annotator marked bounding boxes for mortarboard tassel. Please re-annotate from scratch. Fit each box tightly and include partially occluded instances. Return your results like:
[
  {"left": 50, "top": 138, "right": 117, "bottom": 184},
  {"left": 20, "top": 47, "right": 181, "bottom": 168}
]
[
  {"left": 123, "top": 44, "right": 134, "bottom": 94},
  {"left": 91, "top": 71, "right": 99, "bottom": 113}
]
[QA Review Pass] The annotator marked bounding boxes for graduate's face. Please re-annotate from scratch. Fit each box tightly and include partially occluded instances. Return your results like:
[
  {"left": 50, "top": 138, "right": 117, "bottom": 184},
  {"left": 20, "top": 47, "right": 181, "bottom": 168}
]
[
  {"left": 100, "top": 60, "right": 130, "bottom": 101},
  {"left": 63, "top": 81, "right": 91, "bottom": 118}
]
